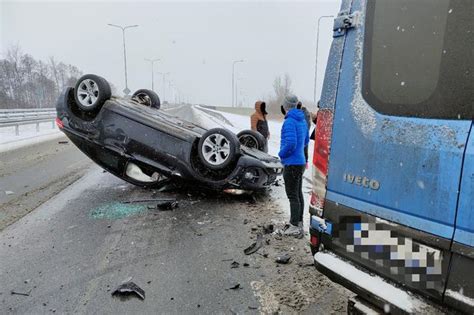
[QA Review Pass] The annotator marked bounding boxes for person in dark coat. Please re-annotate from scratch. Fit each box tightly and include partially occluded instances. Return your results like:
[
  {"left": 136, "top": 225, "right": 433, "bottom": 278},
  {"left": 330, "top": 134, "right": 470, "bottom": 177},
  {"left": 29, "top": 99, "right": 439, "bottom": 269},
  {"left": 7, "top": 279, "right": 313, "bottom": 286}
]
[
  {"left": 250, "top": 101, "right": 270, "bottom": 139},
  {"left": 278, "top": 95, "right": 309, "bottom": 238}
]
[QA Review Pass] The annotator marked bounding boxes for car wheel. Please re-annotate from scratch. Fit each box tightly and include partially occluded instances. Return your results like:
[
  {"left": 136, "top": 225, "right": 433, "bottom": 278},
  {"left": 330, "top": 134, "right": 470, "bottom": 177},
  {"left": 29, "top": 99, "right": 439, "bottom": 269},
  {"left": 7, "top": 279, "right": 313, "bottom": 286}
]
[
  {"left": 237, "top": 130, "right": 268, "bottom": 152},
  {"left": 131, "top": 89, "right": 161, "bottom": 109},
  {"left": 74, "top": 74, "right": 111, "bottom": 112},
  {"left": 198, "top": 128, "right": 240, "bottom": 170}
]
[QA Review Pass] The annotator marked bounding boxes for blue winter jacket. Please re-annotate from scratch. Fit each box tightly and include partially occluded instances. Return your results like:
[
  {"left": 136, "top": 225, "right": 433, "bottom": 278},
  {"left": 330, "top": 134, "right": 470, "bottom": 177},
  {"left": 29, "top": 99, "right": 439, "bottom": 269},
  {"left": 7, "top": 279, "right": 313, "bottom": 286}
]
[{"left": 278, "top": 109, "right": 309, "bottom": 166}]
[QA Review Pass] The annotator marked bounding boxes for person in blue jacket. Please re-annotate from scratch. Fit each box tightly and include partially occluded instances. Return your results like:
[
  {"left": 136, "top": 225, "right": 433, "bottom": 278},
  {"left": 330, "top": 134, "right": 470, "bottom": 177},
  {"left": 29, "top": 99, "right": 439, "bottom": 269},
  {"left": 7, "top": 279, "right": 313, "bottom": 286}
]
[{"left": 278, "top": 94, "right": 309, "bottom": 238}]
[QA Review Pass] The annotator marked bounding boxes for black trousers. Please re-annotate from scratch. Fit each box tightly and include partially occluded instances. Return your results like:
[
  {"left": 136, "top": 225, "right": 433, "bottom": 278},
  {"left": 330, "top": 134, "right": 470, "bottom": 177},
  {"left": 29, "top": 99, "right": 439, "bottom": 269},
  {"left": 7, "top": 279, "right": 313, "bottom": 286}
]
[{"left": 283, "top": 165, "right": 305, "bottom": 226}]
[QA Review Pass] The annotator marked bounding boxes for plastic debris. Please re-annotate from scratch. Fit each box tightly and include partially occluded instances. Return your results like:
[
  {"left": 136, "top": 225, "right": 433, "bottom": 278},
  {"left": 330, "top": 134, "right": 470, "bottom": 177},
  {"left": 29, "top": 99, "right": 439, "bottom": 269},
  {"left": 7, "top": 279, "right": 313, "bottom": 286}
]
[
  {"left": 227, "top": 283, "right": 241, "bottom": 290},
  {"left": 230, "top": 261, "right": 240, "bottom": 268},
  {"left": 10, "top": 290, "right": 29, "bottom": 296},
  {"left": 157, "top": 200, "right": 178, "bottom": 211},
  {"left": 263, "top": 224, "right": 274, "bottom": 234},
  {"left": 275, "top": 253, "right": 291, "bottom": 264},
  {"left": 244, "top": 234, "right": 263, "bottom": 255},
  {"left": 112, "top": 281, "right": 145, "bottom": 300}
]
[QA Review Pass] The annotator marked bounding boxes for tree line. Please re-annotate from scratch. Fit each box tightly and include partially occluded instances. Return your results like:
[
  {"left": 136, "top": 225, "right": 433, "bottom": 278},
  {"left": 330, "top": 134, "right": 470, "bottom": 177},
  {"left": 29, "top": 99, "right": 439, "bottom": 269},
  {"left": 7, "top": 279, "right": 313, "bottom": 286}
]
[{"left": 0, "top": 45, "right": 83, "bottom": 109}]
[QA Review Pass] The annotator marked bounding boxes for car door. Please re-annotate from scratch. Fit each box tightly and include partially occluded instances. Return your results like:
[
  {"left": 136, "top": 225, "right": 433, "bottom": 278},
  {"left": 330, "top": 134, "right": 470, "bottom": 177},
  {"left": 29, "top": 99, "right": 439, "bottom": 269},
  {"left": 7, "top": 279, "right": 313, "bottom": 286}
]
[
  {"left": 324, "top": 0, "right": 473, "bottom": 300},
  {"left": 445, "top": 123, "right": 474, "bottom": 313}
]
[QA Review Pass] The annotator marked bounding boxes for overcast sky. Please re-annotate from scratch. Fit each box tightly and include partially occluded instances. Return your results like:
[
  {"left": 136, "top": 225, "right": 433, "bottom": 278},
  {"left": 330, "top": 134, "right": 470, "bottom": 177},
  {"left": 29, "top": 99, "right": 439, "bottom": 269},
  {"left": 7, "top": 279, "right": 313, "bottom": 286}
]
[{"left": 1, "top": 0, "right": 340, "bottom": 106}]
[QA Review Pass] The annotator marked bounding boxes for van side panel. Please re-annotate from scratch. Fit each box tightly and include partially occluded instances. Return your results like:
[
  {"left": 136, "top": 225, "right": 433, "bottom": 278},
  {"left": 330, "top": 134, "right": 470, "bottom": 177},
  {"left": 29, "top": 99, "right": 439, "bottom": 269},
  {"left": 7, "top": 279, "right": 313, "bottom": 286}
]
[{"left": 318, "top": 0, "right": 353, "bottom": 112}]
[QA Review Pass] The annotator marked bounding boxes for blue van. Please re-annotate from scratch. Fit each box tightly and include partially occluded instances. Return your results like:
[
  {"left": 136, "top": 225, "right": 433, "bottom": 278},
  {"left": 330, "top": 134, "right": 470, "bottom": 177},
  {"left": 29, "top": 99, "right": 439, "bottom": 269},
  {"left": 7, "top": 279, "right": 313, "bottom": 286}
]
[{"left": 309, "top": 0, "right": 473, "bottom": 313}]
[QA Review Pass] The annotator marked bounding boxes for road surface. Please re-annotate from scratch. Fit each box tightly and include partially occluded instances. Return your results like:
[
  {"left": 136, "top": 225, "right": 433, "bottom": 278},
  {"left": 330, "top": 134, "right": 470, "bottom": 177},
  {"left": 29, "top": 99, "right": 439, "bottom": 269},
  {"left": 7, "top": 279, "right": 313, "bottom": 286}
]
[
  {"left": 0, "top": 137, "right": 90, "bottom": 231},
  {"left": 0, "top": 129, "right": 351, "bottom": 314}
]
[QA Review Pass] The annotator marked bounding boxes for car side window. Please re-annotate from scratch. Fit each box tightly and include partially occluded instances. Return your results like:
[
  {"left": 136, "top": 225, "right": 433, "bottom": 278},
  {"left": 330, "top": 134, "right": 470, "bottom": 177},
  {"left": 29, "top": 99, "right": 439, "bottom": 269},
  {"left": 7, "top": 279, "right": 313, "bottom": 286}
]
[{"left": 362, "top": 0, "right": 474, "bottom": 120}]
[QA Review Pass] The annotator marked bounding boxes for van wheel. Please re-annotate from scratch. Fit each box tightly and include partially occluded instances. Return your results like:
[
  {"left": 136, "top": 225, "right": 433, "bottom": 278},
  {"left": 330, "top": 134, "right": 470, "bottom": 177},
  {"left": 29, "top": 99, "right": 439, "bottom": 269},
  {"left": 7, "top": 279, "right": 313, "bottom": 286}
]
[
  {"left": 198, "top": 128, "right": 240, "bottom": 170},
  {"left": 131, "top": 89, "right": 161, "bottom": 109},
  {"left": 237, "top": 130, "right": 267, "bottom": 152},
  {"left": 74, "top": 74, "right": 111, "bottom": 112}
]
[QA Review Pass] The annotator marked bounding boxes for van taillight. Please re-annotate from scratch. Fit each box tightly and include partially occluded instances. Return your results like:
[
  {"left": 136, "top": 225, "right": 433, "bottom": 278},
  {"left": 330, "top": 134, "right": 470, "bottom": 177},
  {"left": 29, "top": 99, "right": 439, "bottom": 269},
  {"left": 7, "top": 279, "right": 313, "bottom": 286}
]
[
  {"left": 310, "top": 109, "right": 334, "bottom": 211},
  {"left": 55, "top": 117, "right": 64, "bottom": 129}
]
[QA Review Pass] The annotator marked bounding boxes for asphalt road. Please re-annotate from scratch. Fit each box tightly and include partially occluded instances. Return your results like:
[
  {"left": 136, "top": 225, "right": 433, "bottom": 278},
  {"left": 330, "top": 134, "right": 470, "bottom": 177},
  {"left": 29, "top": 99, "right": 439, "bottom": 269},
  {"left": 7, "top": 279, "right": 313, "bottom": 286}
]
[
  {"left": 0, "top": 137, "right": 91, "bottom": 231},
  {"left": 0, "top": 142, "right": 350, "bottom": 314}
]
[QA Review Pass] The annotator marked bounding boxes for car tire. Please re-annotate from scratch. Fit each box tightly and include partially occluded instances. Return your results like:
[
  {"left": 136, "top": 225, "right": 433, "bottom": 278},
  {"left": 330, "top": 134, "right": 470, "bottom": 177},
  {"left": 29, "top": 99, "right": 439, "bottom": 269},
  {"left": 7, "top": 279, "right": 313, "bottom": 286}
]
[
  {"left": 74, "top": 74, "right": 111, "bottom": 112},
  {"left": 237, "top": 130, "right": 268, "bottom": 152},
  {"left": 198, "top": 128, "right": 240, "bottom": 170},
  {"left": 131, "top": 89, "right": 161, "bottom": 109}
]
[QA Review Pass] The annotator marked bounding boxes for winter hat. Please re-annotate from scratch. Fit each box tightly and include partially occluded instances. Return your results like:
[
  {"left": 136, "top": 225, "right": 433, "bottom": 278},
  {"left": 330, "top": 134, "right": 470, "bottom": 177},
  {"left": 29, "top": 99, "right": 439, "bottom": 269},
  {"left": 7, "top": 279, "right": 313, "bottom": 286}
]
[{"left": 282, "top": 94, "right": 299, "bottom": 112}]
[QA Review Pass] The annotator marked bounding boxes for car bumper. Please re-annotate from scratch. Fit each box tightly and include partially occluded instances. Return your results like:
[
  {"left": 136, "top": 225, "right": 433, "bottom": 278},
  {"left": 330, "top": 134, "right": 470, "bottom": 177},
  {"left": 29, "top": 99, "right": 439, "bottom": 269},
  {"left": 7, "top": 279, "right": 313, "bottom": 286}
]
[
  {"left": 229, "top": 157, "right": 282, "bottom": 190},
  {"left": 313, "top": 251, "right": 441, "bottom": 314}
]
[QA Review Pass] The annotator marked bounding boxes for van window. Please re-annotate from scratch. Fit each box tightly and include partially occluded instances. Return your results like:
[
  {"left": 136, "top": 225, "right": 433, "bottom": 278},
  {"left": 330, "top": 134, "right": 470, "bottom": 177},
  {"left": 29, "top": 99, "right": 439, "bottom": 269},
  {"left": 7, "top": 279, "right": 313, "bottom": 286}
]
[{"left": 362, "top": 0, "right": 473, "bottom": 119}]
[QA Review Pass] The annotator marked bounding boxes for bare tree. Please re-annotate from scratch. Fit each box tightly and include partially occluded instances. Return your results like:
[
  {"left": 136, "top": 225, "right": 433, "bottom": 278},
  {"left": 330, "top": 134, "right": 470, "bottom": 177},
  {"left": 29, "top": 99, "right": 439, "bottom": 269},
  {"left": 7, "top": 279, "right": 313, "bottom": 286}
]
[
  {"left": 0, "top": 45, "right": 83, "bottom": 109},
  {"left": 266, "top": 73, "right": 293, "bottom": 116}
]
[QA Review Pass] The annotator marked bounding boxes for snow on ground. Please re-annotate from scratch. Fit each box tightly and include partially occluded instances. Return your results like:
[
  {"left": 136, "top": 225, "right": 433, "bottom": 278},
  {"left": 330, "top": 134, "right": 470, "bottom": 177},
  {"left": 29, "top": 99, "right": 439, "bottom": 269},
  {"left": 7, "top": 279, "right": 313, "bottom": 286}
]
[{"left": 0, "top": 121, "right": 62, "bottom": 153}]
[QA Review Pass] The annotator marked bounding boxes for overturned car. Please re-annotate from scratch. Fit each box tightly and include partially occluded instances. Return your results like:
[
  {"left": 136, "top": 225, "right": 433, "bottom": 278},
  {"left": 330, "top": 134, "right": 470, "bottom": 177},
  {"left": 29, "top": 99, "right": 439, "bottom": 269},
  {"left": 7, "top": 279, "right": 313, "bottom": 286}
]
[{"left": 56, "top": 74, "right": 283, "bottom": 191}]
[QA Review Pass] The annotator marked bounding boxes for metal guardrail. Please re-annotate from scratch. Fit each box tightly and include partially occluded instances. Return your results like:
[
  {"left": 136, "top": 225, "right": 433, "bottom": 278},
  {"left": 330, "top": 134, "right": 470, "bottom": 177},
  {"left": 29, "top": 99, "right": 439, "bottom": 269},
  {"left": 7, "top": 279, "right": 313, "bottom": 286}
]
[{"left": 0, "top": 108, "right": 57, "bottom": 136}]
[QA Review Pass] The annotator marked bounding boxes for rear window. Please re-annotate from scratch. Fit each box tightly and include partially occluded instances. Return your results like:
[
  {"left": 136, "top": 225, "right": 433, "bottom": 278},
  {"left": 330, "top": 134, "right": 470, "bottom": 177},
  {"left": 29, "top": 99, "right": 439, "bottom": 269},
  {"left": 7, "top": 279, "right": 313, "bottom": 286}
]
[{"left": 362, "top": 0, "right": 473, "bottom": 119}]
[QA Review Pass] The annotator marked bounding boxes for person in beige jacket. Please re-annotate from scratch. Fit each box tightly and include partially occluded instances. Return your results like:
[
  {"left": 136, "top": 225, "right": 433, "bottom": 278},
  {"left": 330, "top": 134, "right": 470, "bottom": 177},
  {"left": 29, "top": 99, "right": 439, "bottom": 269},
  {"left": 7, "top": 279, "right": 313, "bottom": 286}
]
[{"left": 250, "top": 101, "right": 270, "bottom": 139}]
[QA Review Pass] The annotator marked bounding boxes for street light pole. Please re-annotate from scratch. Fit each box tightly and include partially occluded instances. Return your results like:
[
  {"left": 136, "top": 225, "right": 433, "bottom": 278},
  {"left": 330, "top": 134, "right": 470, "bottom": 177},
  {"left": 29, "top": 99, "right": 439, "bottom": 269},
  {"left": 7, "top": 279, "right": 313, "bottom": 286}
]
[
  {"left": 107, "top": 23, "right": 139, "bottom": 95},
  {"left": 232, "top": 59, "right": 244, "bottom": 107},
  {"left": 157, "top": 72, "right": 170, "bottom": 102},
  {"left": 313, "top": 15, "right": 334, "bottom": 105},
  {"left": 145, "top": 58, "right": 160, "bottom": 91}
]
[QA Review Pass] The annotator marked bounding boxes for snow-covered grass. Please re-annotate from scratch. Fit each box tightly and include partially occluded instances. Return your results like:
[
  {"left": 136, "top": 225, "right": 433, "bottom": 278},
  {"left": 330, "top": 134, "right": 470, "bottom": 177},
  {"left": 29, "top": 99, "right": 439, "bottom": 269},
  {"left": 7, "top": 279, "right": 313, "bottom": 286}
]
[{"left": 0, "top": 121, "right": 62, "bottom": 153}]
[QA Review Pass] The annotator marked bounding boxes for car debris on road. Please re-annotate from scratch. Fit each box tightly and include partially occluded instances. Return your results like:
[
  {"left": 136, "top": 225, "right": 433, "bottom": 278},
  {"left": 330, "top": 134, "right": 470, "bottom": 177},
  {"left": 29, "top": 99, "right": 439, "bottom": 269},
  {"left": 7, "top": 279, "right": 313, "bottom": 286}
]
[
  {"left": 112, "top": 281, "right": 145, "bottom": 301},
  {"left": 244, "top": 233, "right": 263, "bottom": 255},
  {"left": 275, "top": 253, "right": 291, "bottom": 264}
]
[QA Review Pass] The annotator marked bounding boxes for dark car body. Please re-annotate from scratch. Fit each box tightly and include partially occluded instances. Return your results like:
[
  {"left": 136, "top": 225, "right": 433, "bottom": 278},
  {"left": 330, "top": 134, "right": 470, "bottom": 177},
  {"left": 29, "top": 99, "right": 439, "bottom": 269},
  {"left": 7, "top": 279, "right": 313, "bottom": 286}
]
[
  {"left": 309, "top": 0, "right": 473, "bottom": 313},
  {"left": 56, "top": 87, "right": 282, "bottom": 190}
]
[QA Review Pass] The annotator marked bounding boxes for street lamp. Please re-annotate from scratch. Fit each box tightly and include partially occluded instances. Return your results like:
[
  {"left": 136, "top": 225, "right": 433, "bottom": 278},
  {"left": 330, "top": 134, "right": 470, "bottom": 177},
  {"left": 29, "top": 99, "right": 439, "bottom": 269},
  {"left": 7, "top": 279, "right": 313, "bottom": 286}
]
[
  {"left": 157, "top": 72, "right": 170, "bottom": 102},
  {"left": 313, "top": 15, "right": 334, "bottom": 105},
  {"left": 107, "top": 23, "right": 139, "bottom": 95},
  {"left": 232, "top": 59, "right": 244, "bottom": 107},
  {"left": 145, "top": 58, "right": 160, "bottom": 91}
]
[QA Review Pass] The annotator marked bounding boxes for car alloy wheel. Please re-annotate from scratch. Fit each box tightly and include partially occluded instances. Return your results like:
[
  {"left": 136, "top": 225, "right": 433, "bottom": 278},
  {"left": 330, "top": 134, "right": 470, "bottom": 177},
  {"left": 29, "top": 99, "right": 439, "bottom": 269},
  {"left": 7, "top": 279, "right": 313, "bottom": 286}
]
[
  {"left": 236, "top": 129, "right": 267, "bottom": 152},
  {"left": 201, "top": 133, "right": 231, "bottom": 166},
  {"left": 238, "top": 134, "right": 258, "bottom": 149},
  {"left": 132, "top": 93, "right": 152, "bottom": 106},
  {"left": 73, "top": 74, "right": 112, "bottom": 113},
  {"left": 76, "top": 79, "right": 100, "bottom": 108}
]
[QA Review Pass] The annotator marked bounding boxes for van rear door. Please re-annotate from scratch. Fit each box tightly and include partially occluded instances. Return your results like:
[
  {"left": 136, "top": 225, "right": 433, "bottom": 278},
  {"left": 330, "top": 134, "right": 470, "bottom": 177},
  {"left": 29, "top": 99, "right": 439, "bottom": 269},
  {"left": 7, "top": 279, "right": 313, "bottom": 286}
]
[
  {"left": 445, "top": 125, "right": 474, "bottom": 312},
  {"left": 324, "top": 0, "right": 473, "bottom": 300}
]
